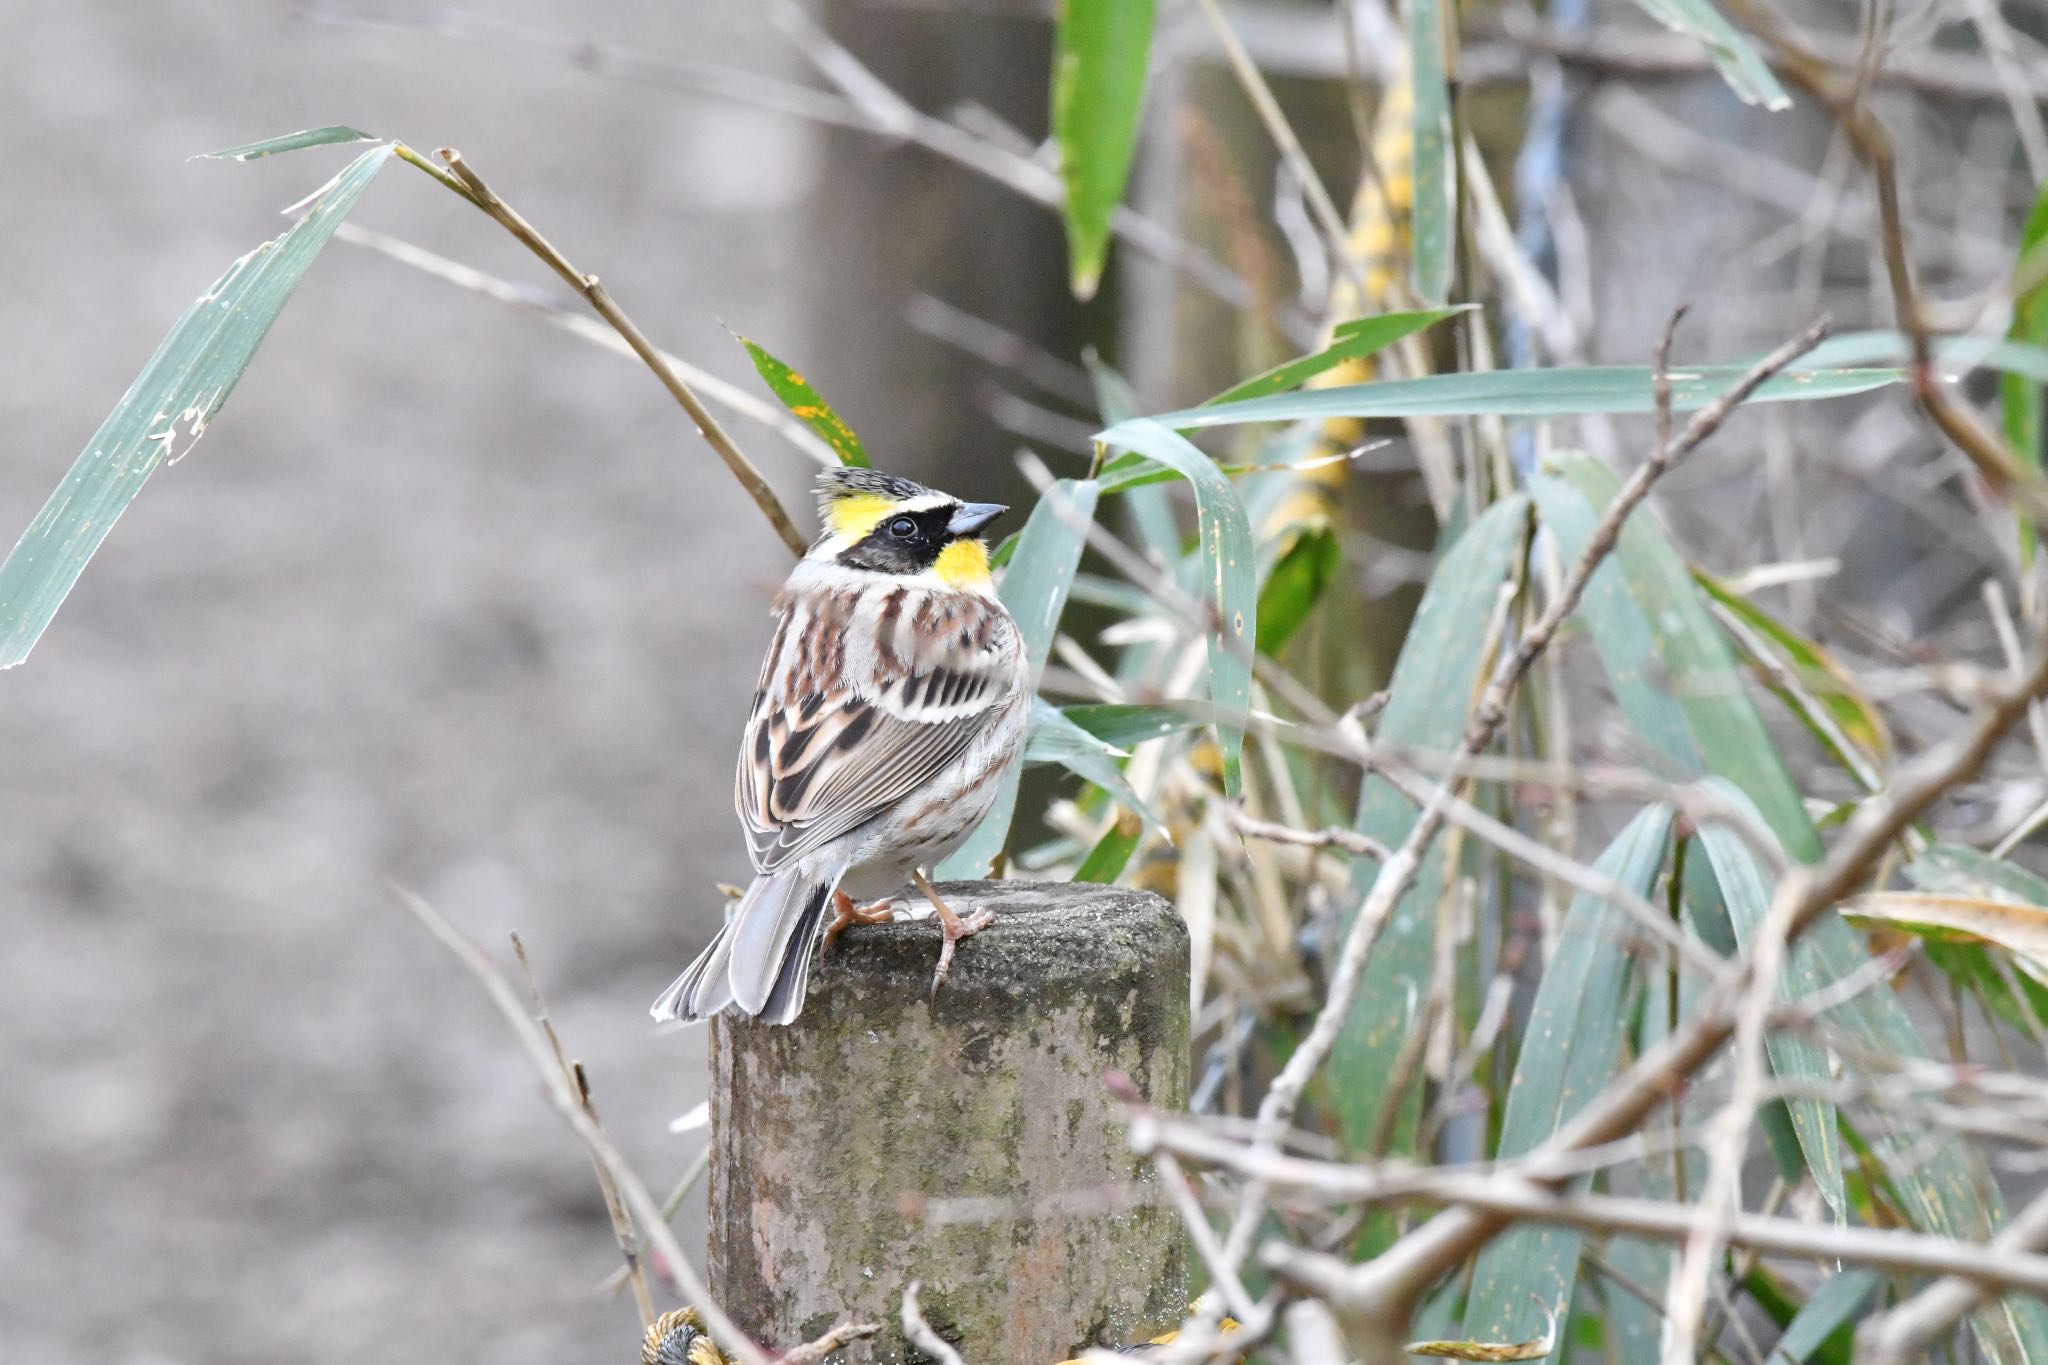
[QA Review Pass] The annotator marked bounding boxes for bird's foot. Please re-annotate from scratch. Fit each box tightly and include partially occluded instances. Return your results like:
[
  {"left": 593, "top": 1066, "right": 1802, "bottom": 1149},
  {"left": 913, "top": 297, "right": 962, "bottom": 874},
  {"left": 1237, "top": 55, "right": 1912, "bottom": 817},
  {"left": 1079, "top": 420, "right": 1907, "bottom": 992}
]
[
  {"left": 823, "top": 890, "right": 897, "bottom": 955},
  {"left": 913, "top": 870, "right": 994, "bottom": 996}
]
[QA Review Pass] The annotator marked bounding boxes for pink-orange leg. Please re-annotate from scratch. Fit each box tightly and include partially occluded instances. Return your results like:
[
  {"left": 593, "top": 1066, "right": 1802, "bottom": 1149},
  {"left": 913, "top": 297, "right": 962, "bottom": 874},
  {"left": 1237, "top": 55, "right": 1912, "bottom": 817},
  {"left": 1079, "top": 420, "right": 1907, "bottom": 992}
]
[
  {"left": 912, "top": 869, "right": 995, "bottom": 995},
  {"left": 823, "top": 890, "right": 896, "bottom": 955}
]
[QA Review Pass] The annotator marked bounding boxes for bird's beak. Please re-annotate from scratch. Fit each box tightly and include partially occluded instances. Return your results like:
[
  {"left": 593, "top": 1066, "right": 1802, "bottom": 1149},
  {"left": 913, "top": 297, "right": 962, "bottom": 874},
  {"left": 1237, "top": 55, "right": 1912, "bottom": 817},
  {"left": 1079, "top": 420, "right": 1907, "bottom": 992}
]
[{"left": 948, "top": 502, "right": 1007, "bottom": 537}]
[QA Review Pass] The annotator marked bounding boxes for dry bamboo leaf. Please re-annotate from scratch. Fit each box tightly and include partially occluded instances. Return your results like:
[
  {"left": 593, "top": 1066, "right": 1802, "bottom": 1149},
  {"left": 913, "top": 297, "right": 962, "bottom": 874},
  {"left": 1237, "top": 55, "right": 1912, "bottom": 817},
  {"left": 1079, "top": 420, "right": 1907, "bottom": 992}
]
[{"left": 1843, "top": 892, "right": 2048, "bottom": 984}]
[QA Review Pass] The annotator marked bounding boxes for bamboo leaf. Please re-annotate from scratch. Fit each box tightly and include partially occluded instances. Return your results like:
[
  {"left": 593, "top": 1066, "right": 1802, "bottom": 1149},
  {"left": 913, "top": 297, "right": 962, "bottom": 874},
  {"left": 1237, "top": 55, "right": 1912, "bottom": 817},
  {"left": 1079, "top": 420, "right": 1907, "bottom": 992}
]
[
  {"left": 199, "top": 126, "right": 379, "bottom": 160},
  {"left": 1462, "top": 806, "right": 1676, "bottom": 1360},
  {"left": 1205, "top": 308, "right": 1473, "bottom": 406},
  {"left": 1117, "top": 362, "right": 1897, "bottom": 433},
  {"left": 1842, "top": 892, "right": 2048, "bottom": 981},
  {"left": 1603, "top": 960, "right": 1706, "bottom": 1356},
  {"left": 1022, "top": 698, "right": 1160, "bottom": 829},
  {"left": 937, "top": 478, "right": 1100, "bottom": 877},
  {"left": 1051, "top": 0, "right": 1155, "bottom": 300},
  {"left": 1255, "top": 524, "right": 1340, "bottom": 655},
  {"left": 1328, "top": 496, "right": 1529, "bottom": 1162},
  {"left": 1073, "top": 811, "right": 1142, "bottom": 883},
  {"left": 1631, "top": 0, "right": 1790, "bottom": 109},
  {"left": 1863, "top": 860, "right": 2048, "bottom": 1031},
  {"left": 1407, "top": 0, "right": 1455, "bottom": 303},
  {"left": 1907, "top": 842, "right": 2048, "bottom": 906},
  {"left": 1774, "top": 1270, "right": 1880, "bottom": 1364},
  {"left": 0, "top": 143, "right": 397, "bottom": 668},
  {"left": 1059, "top": 702, "right": 1210, "bottom": 749},
  {"left": 1531, "top": 452, "right": 1817, "bottom": 856},
  {"left": 2008, "top": 179, "right": 2048, "bottom": 562},
  {"left": 731, "top": 333, "right": 868, "bottom": 467},
  {"left": 1094, "top": 419, "right": 1256, "bottom": 795},
  {"left": 1695, "top": 569, "right": 1890, "bottom": 789},
  {"left": 1535, "top": 445, "right": 2048, "bottom": 1357},
  {"left": 1802, "top": 328, "right": 2048, "bottom": 379},
  {"left": 1691, "top": 787, "right": 1844, "bottom": 1219}
]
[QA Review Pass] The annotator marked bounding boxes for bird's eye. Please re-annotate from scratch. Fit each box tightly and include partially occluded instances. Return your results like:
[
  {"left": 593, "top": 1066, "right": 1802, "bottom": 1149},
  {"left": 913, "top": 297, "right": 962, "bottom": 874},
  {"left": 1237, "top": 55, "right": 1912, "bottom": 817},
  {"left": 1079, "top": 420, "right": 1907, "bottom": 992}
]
[{"left": 888, "top": 516, "right": 919, "bottom": 539}]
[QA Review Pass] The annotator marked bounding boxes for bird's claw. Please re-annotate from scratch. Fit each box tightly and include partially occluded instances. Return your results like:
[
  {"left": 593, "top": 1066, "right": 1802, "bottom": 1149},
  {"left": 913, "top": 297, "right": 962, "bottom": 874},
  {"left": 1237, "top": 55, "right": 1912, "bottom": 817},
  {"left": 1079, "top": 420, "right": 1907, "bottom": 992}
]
[
  {"left": 929, "top": 907, "right": 995, "bottom": 996},
  {"left": 823, "top": 891, "right": 897, "bottom": 956}
]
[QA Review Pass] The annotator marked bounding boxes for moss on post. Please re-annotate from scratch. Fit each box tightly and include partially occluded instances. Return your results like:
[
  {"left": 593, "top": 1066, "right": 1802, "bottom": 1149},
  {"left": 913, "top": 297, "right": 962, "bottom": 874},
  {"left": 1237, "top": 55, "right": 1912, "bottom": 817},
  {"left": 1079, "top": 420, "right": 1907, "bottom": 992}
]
[{"left": 710, "top": 880, "right": 1191, "bottom": 1363}]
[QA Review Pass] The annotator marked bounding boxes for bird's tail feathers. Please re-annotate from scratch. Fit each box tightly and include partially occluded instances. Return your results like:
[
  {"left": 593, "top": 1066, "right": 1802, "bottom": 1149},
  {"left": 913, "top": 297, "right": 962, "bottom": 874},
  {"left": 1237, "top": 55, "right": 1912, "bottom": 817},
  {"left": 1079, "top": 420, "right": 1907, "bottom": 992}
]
[{"left": 649, "top": 870, "right": 838, "bottom": 1026}]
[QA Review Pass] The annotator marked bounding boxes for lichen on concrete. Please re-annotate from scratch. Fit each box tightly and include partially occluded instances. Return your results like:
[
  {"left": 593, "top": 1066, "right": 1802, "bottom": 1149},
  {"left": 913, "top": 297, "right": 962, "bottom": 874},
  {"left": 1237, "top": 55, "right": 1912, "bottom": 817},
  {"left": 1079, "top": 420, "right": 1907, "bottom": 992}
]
[{"left": 710, "top": 881, "right": 1190, "bottom": 1363}]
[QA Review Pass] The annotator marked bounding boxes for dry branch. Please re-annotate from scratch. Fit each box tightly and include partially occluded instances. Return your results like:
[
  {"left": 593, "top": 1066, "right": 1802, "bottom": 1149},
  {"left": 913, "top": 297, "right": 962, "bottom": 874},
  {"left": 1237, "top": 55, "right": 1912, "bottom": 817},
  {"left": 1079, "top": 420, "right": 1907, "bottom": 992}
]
[{"left": 390, "top": 143, "right": 811, "bottom": 557}]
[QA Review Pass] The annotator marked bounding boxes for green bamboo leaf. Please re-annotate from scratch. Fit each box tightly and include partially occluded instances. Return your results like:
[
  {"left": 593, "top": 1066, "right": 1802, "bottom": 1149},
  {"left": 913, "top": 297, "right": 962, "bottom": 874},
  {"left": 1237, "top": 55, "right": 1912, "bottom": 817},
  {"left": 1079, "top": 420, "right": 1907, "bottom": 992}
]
[
  {"left": 1328, "top": 496, "right": 1530, "bottom": 1162},
  {"left": 1083, "top": 346, "right": 1142, "bottom": 424},
  {"left": 1051, "top": 0, "right": 1155, "bottom": 300},
  {"left": 731, "top": 333, "right": 868, "bottom": 468},
  {"left": 1073, "top": 811, "right": 1142, "bottom": 883},
  {"left": 1908, "top": 842, "right": 2048, "bottom": 905},
  {"left": 1695, "top": 568, "right": 1890, "bottom": 790},
  {"left": 937, "top": 478, "right": 1100, "bottom": 877},
  {"left": 1059, "top": 702, "right": 1210, "bottom": 749},
  {"left": 0, "top": 144, "right": 397, "bottom": 668},
  {"left": 1534, "top": 457, "right": 2048, "bottom": 1359},
  {"left": 2007, "top": 180, "right": 2048, "bottom": 562},
  {"left": 1692, "top": 786, "right": 1844, "bottom": 1220},
  {"left": 1681, "top": 855, "right": 1816, "bottom": 1192},
  {"left": 1116, "top": 362, "right": 1897, "bottom": 433},
  {"left": 1083, "top": 351, "right": 1183, "bottom": 580},
  {"left": 1256, "top": 524, "right": 1340, "bottom": 655},
  {"left": 1207, "top": 312, "right": 1475, "bottom": 407},
  {"left": 1094, "top": 419, "right": 1255, "bottom": 795},
  {"left": 1801, "top": 328, "right": 2048, "bottom": 378},
  {"left": 1533, "top": 452, "right": 1818, "bottom": 854},
  {"left": 1407, "top": 0, "right": 1454, "bottom": 303},
  {"left": 1022, "top": 698, "right": 1160, "bottom": 829},
  {"left": 1774, "top": 1270, "right": 1880, "bottom": 1364},
  {"left": 1632, "top": 0, "right": 1790, "bottom": 109},
  {"left": 199, "top": 126, "right": 379, "bottom": 161},
  {"left": 1462, "top": 806, "right": 1676, "bottom": 1360},
  {"left": 1603, "top": 960, "right": 1706, "bottom": 1356}
]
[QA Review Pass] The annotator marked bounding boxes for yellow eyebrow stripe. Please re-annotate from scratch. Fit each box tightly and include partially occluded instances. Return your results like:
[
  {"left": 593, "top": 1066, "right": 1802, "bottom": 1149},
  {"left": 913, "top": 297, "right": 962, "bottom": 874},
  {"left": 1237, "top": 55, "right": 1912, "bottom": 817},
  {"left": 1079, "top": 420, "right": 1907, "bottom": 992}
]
[{"left": 826, "top": 493, "right": 894, "bottom": 540}]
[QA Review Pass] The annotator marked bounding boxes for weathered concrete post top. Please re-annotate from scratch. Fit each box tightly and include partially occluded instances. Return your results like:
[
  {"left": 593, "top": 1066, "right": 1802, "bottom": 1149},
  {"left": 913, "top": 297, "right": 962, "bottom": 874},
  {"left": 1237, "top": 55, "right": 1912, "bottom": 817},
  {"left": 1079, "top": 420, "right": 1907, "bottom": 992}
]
[{"left": 710, "top": 880, "right": 1191, "bottom": 1363}]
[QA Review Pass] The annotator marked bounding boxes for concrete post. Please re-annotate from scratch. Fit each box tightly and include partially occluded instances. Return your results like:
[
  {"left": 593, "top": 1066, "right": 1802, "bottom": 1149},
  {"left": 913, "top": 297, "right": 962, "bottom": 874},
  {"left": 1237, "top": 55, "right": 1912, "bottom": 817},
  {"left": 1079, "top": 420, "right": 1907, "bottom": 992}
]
[{"left": 709, "top": 881, "right": 1190, "bottom": 1363}]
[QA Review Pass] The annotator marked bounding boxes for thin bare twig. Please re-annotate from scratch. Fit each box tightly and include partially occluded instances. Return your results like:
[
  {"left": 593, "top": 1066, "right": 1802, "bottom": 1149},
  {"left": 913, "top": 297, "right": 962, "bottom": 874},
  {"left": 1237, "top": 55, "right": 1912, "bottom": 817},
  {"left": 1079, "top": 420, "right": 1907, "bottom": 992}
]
[
  {"left": 334, "top": 223, "right": 838, "bottom": 465},
  {"left": 1150, "top": 1149, "right": 1261, "bottom": 1327},
  {"left": 781, "top": 1319, "right": 886, "bottom": 1364},
  {"left": 1315, "top": 621, "right": 2048, "bottom": 1331},
  {"left": 508, "top": 932, "right": 655, "bottom": 1329},
  {"left": 1190, "top": 0, "right": 1366, "bottom": 294},
  {"left": 1859, "top": 1184, "right": 2048, "bottom": 1363},
  {"left": 1661, "top": 871, "right": 1795, "bottom": 1361},
  {"left": 901, "top": 1282, "right": 967, "bottom": 1365},
  {"left": 392, "top": 886, "right": 778, "bottom": 1365},
  {"left": 1215, "top": 317, "right": 1831, "bottom": 1269},
  {"left": 1228, "top": 810, "right": 1388, "bottom": 862},
  {"left": 395, "top": 144, "right": 810, "bottom": 557},
  {"left": 1716, "top": 0, "right": 2048, "bottom": 528}
]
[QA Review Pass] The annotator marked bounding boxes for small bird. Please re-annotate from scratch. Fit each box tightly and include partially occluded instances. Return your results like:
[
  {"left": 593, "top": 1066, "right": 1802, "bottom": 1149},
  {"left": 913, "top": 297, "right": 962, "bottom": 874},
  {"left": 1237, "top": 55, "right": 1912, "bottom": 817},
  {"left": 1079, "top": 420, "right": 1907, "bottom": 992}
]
[{"left": 651, "top": 467, "right": 1030, "bottom": 1025}]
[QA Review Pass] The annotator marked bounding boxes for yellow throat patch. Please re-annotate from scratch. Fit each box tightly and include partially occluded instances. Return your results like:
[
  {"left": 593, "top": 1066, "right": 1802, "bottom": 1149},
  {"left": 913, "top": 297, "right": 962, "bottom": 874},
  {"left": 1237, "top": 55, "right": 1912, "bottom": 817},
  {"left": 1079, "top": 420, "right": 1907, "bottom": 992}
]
[
  {"left": 825, "top": 492, "right": 894, "bottom": 541},
  {"left": 934, "top": 537, "right": 992, "bottom": 590}
]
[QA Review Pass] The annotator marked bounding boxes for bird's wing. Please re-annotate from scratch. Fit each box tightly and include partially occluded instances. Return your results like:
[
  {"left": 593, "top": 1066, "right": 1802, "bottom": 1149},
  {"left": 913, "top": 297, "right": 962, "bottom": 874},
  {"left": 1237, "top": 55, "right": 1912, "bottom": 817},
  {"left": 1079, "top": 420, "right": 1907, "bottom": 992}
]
[{"left": 736, "top": 579, "right": 1021, "bottom": 874}]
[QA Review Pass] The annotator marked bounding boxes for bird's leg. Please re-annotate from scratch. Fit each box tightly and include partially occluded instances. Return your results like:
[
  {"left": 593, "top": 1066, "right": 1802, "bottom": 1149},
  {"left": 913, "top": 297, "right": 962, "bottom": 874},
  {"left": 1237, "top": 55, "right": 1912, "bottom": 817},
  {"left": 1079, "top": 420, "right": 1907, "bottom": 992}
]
[
  {"left": 822, "top": 889, "right": 896, "bottom": 955},
  {"left": 913, "top": 869, "right": 994, "bottom": 995}
]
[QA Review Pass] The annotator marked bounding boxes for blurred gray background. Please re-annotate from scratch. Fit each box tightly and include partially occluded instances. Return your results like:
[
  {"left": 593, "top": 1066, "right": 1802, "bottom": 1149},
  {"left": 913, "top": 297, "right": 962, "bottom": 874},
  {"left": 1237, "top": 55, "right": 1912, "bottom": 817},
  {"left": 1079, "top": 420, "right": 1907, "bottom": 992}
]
[
  {"left": 3, "top": 0, "right": 2033, "bottom": 1359},
  {"left": 0, "top": 3, "right": 1080, "bottom": 1361}
]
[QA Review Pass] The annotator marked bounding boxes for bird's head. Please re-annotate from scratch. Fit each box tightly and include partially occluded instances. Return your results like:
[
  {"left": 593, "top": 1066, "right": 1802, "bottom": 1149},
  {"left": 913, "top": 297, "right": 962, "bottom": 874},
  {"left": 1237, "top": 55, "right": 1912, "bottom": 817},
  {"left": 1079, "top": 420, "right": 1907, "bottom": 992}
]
[{"left": 811, "top": 467, "right": 1007, "bottom": 592}]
